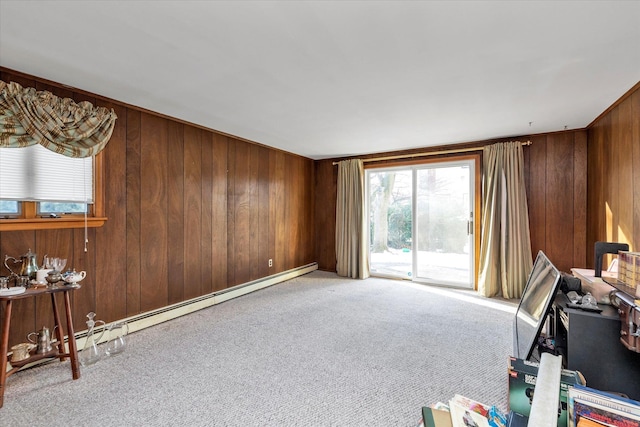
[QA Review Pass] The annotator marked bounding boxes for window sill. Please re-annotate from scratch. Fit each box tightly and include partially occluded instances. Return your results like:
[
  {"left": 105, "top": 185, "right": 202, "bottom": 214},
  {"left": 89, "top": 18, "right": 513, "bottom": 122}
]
[{"left": 0, "top": 217, "right": 107, "bottom": 232}]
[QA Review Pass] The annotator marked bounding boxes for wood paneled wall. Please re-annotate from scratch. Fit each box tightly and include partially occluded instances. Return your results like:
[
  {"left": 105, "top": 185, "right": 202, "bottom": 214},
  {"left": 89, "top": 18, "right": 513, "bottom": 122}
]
[
  {"left": 2, "top": 67, "right": 635, "bottom": 347},
  {"left": 0, "top": 69, "right": 315, "bottom": 347},
  {"left": 586, "top": 82, "right": 640, "bottom": 260},
  {"left": 314, "top": 160, "right": 338, "bottom": 272},
  {"left": 524, "top": 131, "right": 587, "bottom": 272},
  {"left": 314, "top": 82, "right": 640, "bottom": 276},
  {"left": 314, "top": 130, "right": 589, "bottom": 275}
]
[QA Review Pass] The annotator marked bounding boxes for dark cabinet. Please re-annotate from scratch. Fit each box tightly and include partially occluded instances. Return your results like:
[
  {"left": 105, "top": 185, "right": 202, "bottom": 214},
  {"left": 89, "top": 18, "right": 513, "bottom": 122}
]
[{"left": 550, "top": 293, "right": 640, "bottom": 400}]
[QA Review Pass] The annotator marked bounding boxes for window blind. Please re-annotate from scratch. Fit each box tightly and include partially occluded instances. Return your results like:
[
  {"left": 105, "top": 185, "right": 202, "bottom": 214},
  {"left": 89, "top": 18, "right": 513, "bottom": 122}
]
[{"left": 0, "top": 145, "right": 93, "bottom": 203}]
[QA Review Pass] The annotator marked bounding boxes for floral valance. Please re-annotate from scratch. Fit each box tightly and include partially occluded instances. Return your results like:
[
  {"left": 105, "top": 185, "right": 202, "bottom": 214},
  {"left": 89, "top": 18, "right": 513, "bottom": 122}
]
[{"left": 0, "top": 80, "right": 117, "bottom": 158}]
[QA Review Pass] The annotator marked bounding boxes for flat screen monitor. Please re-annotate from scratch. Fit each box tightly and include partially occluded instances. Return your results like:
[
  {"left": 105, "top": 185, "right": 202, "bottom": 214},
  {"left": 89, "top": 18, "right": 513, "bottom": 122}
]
[{"left": 513, "top": 250, "right": 561, "bottom": 360}]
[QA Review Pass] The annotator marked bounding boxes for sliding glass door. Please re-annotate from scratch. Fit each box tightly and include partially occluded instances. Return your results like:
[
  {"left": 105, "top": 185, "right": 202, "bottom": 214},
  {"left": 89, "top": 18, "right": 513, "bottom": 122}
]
[
  {"left": 367, "top": 159, "right": 475, "bottom": 288},
  {"left": 413, "top": 161, "right": 474, "bottom": 287},
  {"left": 368, "top": 168, "right": 413, "bottom": 278}
]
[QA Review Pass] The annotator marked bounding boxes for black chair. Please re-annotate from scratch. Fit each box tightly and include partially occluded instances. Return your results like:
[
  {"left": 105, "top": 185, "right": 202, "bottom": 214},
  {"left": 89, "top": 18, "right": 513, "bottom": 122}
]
[{"left": 594, "top": 241, "right": 629, "bottom": 277}]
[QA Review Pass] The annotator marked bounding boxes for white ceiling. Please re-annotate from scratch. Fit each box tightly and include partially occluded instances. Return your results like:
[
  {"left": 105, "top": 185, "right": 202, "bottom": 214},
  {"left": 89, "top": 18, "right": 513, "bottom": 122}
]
[{"left": 1, "top": 1, "right": 639, "bottom": 160}]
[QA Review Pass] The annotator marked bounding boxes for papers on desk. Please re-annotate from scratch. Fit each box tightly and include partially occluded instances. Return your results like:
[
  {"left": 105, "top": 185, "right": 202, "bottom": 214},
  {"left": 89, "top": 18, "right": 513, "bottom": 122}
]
[
  {"left": 0, "top": 286, "right": 26, "bottom": 296},
  {"left": 572, "top": 268, "right": 617, "bottom": 282},
  {"left": 571, "top": 268, "right": 615, "bottom": 305}
]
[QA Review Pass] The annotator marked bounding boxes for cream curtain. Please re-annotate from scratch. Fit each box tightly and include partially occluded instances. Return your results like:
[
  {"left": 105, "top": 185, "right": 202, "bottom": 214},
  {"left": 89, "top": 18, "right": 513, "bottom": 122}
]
[
  {"left": 335, "top": 159, "right": 369, "bottom": 279},
  {"left": 478, "top": 142, "right": 532, "bottom": 298},
  {"left": 0, "top": 80, "right": 117, "bottom": 157}
]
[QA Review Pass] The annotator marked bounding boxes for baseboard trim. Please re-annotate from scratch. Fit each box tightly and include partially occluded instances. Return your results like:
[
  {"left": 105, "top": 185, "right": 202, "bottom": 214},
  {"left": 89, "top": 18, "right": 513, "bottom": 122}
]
[
  {"left": 8, "top": 262, "right": 318, "bottom": 372},
  {"left": 118, "top": 262, "right": 318, "bottom": 336}
]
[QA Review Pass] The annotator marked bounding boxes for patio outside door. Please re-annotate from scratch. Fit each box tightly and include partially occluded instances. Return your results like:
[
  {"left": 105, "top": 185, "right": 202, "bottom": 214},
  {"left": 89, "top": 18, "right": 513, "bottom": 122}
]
[{"left": 367, "top": 159, "right": 475, "bottom": 288}]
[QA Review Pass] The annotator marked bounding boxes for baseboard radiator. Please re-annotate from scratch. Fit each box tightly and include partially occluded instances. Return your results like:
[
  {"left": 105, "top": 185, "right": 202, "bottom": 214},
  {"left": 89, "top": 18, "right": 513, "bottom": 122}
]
[{"left": 9, "top": 262, "right": 318, "bottom": 372}]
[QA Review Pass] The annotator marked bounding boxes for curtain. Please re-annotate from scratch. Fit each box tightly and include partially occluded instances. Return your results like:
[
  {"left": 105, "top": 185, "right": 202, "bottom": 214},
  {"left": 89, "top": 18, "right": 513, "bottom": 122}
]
[
  {"left": 0, "top": 80, "right": 117, "bottom": 157},
  {"left": 335, "top": 159, "right": 369, "bottom": 279},
  {"left": 478, "top": 142, "right": 532, "bottom": 298}
]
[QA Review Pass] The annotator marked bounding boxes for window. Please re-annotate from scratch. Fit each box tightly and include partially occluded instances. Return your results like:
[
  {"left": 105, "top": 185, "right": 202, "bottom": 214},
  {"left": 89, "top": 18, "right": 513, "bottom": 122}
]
[
  {"left": 0, "top": 200, "right": 19, "bottom": 215},
  {"left": 0, "top": 145, "right": 106, "bottom": 231}
]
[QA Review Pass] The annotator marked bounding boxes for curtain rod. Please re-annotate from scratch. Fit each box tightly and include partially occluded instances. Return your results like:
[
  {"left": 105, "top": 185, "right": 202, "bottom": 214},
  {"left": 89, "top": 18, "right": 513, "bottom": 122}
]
[{"left": 332, "top": 140, "right": 532, "bottom": 165}]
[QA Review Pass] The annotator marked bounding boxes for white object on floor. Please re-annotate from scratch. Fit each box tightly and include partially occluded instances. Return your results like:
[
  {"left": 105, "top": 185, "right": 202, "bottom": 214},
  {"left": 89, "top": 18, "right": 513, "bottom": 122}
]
[{"left": 528, "top": 352, "right": 562, "bottom": 427}]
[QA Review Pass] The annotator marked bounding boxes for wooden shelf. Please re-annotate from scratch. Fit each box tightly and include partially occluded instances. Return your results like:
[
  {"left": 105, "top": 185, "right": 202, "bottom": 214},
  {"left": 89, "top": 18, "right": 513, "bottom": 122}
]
[
  {"left": 0, "top": 285, "right": 81, "bottom": 408},
  {"left": 7, "top": 347, "right": 67, "bottom": 371}
]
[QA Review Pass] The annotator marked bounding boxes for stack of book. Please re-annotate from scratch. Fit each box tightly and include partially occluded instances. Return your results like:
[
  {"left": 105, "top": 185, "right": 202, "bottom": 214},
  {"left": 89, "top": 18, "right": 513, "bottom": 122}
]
[
  {"left": 419, "top": 354, "right": 640, "bottom": 427},
  {"left": 617, "top": 251, "right": 640, "bottom": 297},
  {"left": 419, "top": 395, "right": 507, "bottom": 427},
  {"left": 420, "top": 386, "right": 640, "bottom": 427},
  {"left": 568, "top": 385, "right": 640, "bottom": 427}
]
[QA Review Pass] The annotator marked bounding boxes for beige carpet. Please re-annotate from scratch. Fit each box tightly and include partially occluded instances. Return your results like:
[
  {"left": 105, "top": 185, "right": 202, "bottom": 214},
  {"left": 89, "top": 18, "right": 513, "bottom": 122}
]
[{"left": 1, "top": 271, "right": 517, "bottom": 426}]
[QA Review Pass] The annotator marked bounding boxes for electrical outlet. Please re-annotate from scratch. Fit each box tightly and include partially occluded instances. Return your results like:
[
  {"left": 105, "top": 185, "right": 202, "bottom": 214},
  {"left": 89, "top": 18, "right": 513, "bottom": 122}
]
[{"left": 268, "top": 259, "right": 273, "bottom": 267}]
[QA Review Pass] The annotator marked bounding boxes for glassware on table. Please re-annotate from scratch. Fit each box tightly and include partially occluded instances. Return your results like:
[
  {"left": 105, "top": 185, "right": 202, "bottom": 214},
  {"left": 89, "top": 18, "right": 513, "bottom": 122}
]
[
  {"left": 581, "top": 292, "right": 598, "bottom": 308},
  {"left": 50, "top": 258, "right": 67, "bottom": 273},
  {"left": 16, "top": 276, "right": 29, "bottom": 288},
  {"left": 105, "top": 322, "right": 128, "bottom": 356},
  {"left": 79, "top": 312, "right": 105, "bottom": 366}
]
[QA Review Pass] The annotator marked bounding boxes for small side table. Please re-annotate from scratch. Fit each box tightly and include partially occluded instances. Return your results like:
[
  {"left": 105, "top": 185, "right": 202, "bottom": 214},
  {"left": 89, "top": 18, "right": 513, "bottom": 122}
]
[{"left": 0, "top": 284, "right": 81, "bottom": 408}]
